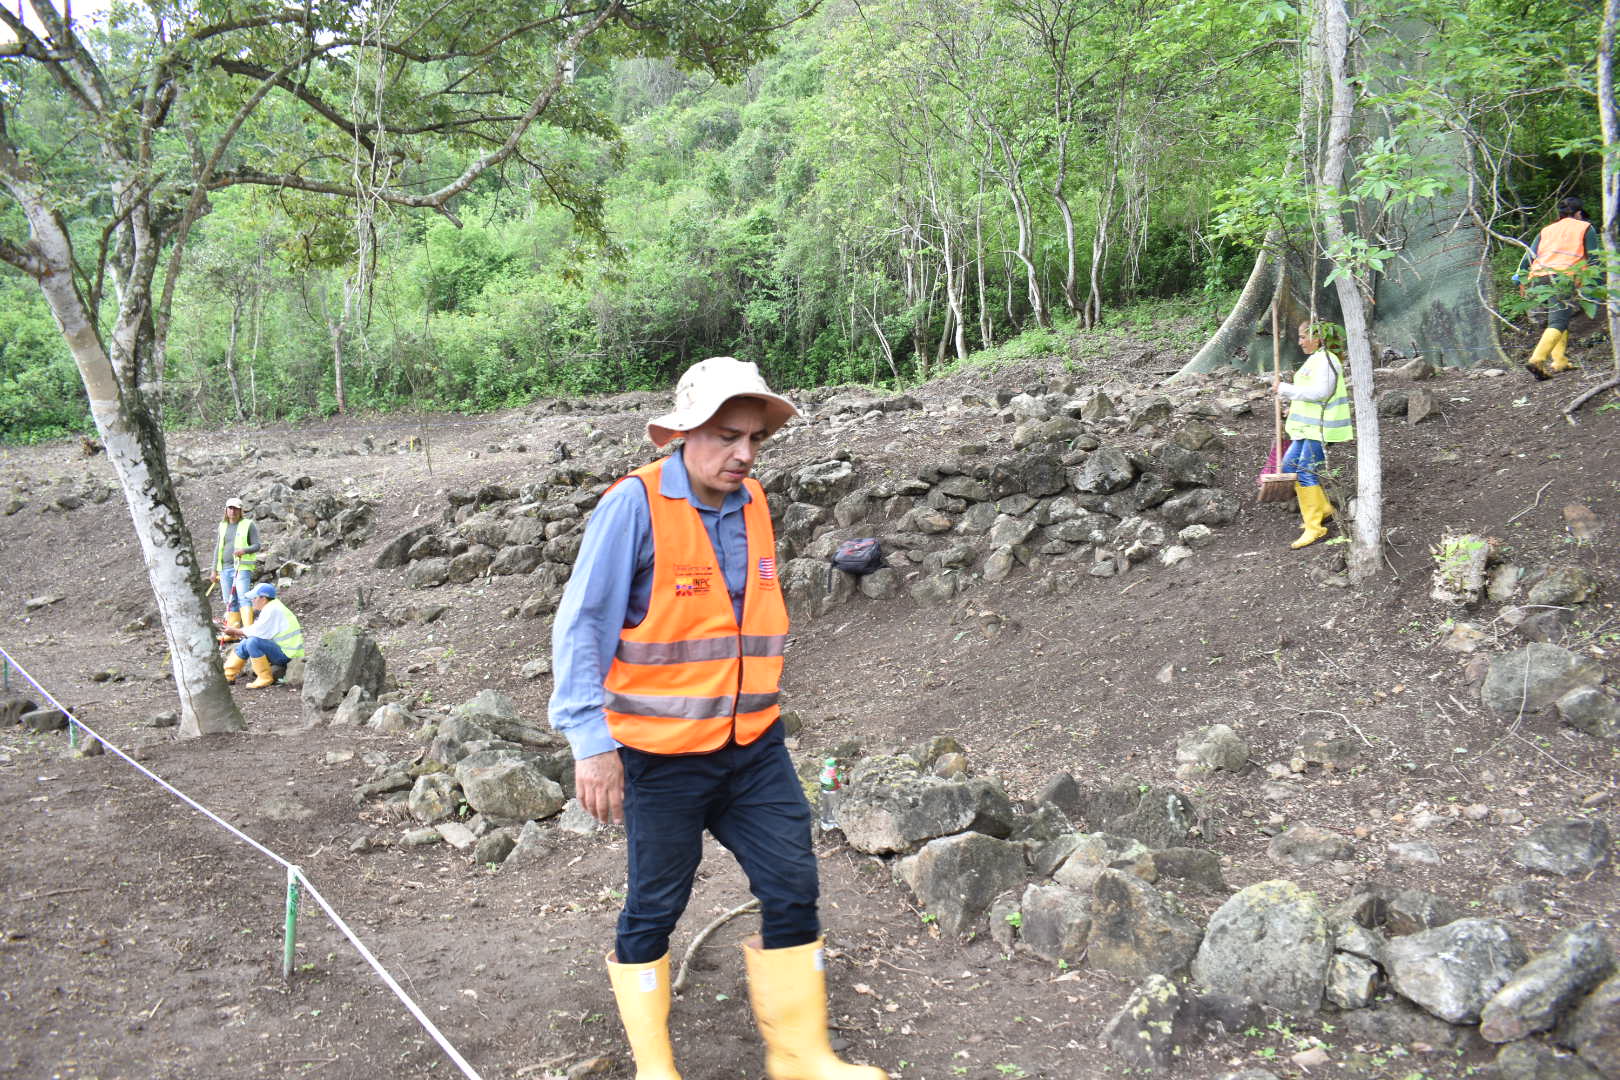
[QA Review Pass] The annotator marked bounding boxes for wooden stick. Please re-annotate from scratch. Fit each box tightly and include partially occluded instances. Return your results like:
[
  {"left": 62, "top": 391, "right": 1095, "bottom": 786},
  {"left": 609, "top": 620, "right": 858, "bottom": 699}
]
[{"left": 673, "top": 899, "right": 759, "bottom": 994}]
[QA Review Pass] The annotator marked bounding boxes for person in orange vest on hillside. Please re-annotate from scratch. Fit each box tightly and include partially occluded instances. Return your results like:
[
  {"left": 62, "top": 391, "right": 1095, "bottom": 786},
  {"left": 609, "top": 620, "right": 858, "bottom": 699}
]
[
  {"left": 1516, "top": 195, "right": 1598, "bottom": 379},
  {"left": 549, "top": 356, "right": 885, "bottom": 1080}
]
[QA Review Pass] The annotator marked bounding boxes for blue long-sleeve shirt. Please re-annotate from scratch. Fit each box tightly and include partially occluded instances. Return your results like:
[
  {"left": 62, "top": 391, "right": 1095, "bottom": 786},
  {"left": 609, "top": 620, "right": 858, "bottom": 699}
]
[{"left": 547, "top": 448, "right": 754, "bottom": 760}]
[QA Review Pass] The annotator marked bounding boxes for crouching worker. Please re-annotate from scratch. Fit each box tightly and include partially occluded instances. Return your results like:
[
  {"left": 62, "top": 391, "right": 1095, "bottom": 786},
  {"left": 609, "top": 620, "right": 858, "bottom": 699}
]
[
  {"left": 549, "top": 356, "right": 886, "bottom": 1080},
  {"left": 220, "top": 583, "right": 303, "bottom": 689}
]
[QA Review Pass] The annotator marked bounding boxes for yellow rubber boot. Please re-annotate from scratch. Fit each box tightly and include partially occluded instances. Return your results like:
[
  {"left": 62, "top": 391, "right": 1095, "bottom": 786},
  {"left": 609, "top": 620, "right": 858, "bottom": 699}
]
[
  {"left": 246, "top": 655, "right": 276, "bottom": 689},
  {"left": 605, "top": 953, "right": 682, "bottom": 1080},
  {"left": 1547, "top": 329, "right": 1575, "bottom": 373},
  {"left": 742, "top": 936, "right": 887, "bottom": 1080},
  {"left": 1290, "top": 484, "right": 1329, "bottom": 549},
  {"left": 219, "top": 608, "right": 243, "bottom": 645},
  {"left": 223, "top": 652, "right": 247, "bottom": 684},
  {"left": 1525, "top": 327, "right": 1559, "bottom": 379},
  {"left": 241, "top": 603, "right": 256, "bottom": 626}
]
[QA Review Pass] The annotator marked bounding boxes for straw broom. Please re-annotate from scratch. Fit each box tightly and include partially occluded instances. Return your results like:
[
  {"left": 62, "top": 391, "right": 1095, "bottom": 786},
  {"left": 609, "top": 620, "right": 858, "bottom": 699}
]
[{"left": 1256, "top": 301, "right": 1296, "bottom": 502}]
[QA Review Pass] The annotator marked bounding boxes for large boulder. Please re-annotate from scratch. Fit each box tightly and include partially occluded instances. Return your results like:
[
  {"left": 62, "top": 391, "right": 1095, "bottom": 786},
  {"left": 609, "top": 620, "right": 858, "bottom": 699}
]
[
  {"left": 1385, "top": 918, "right": 1528, "bottom": 1023},
  {"left": 838, "top": 758, "right": 984, "bottom": 855},
  {"left": 374, "top": 524, "right": 436, "bottom": 569},
  {"left": 1016, "top": 883, "right": 1092, "bottom": 963},
  {"left": 300, "top": 626, "right": 386, "bottom": 716},
  {"left": 1192, "top": 880, "right": 1333, "bottom": 1013},
  {"left": 1566, "top": 972, "right": 1620, "bottom": 1078},
  {"left": 1509, "top": 817, "right": 1612, "bottom": 877},
  {"left": 1087, "top": 869, "right": 1202, "bottom": 979},
  {"left": 1071, "top": 447, "right": 1136, "bottom": 494},
  {"left": 1481, "top": 644, "right": 1605, "bottom": 717},
  {"left": 1160, "top": 488, "right": 1240, "bottom": 527},
  {"left": 1102, "top": 974, "right": 1202, "bottom": 1071},
  {"left": 790, "top": 460, "right": 857, "bottom": 505},
  {"left": 895, "top": 832, "right": 1027, "bottom": 937},
  {"left": 454, "top": 750, "right": 565, "bottom": 824},
  {"left": 1480, "top": 922, "right": 1614, "bottom": 1043}
]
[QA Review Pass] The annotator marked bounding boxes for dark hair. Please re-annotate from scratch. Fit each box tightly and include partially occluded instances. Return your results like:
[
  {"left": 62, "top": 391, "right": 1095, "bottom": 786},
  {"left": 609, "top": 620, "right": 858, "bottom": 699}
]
[{"left": 1558, "top": 195, "right": 1586, "bottom": 219}]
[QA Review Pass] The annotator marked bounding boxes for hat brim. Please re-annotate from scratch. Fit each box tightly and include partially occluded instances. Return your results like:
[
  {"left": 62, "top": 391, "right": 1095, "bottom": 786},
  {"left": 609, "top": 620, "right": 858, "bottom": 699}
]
[{"left": 646, "top": 392, "right": 799, "bottom": 448}]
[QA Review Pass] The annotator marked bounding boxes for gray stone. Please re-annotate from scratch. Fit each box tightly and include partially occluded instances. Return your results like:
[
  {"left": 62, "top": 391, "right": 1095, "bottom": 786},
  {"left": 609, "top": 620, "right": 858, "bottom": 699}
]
[
  {"left": 21, "top": 708, "right": 68, "bottom": 732},
  {"left": 1326, "top": 952, "right": 1380, "bottom": 1009},
  {"left": 937, "top": 475, "right": 992, "bottom": 502},
  {"left": 1160, "top": 488, "right": 1239, "bottom": 527},
  {"left": 473, "top": 827, "right": 518, "bottom": 866},
  {"left": 858, "top": 568, "right": 903, "bottom": 599},
  {"left": 1192, "top": 879, "right": 1332, "bottom": 1012},
  {"left": 502, "top": 820, "right": 552, "bottom": 870},
  {"left": 1495, "top": 1042, "right": 1604, "bottom": 1080},
  {"left": 837, "top": 757, "right": 977, "bottom": 854},
  {"left": 1340, "top": 996, "right": 1473, "bottom": 1051},
  {"left": 781, "top": 556, "right": 855, "bottom": 619},
  {"left": 409, "top": 774, "right": 460, "bottom": 824},
  {"left": 375, "top": 524, "right": 436, "bottom": 569},
  {"left": 1009, "top": 803, "right": 1074, "bottom": 844},
  {"left": 1296, "top": 730, "right": 1362, "bottom": 768},
  {"left": 1127, "top": 397, "right": 1173, "bottom": 431},
  {"left": 1087, "top": 869, "right": 1202, "bottom": 979},
  {"left": 1070, "top": 447, "right": 1136, "bottom": 494},
  {"left": 1156, "top": 444, "right": 1211, "bottom": 486},
  {"left": 1333, "top": 916, "right": 1388, "bottom": 963},
  {"left": 1150, "top": 848, "right": 1228, "bottom": 893},
  {"left": 1527, "top": 566, "right": 1602, "bottom": 607},
  {"left": 491, "top": 544, "right": 546, "bottom": 575},
  {"left": 367, "top": 702, "right": 415, "bottom": 733},
  {"left": 1078, "top": 389, "right": 1114, "bottom": 421},
  {"left": 556, "top": 798, "right": 603, "bottom": 835},
  {"left": 454, "top": 754, "right": 565, "bottom": 824},
  {"left": 790, "top": 460, "right": 857, "bottom": 505},
  {"left": 446, "top": 546, "right": 495, "bottom": 583},
  {"left": 1389, "top": 840, "right": 1442, "bottom": 867},
  {"left": 1103, "top": 974, "right": 1198, "bottom": 1071},
  {"left": 330, "top": 684, "right": 375, "bottom": 727},
  {"left": 1481, "top": 923, "right": 1614, "bottom": 1043},
  {"left": 1385, "top": 918, "right": 1527, "bottom": 1023},
  {"left": 1268, "top": 824, "right": 1354, "bottom": 867},
  {"left": 1052, "top": 833, "right": 1158, "bottom": 888},
  {"left": 1481, "top": 644, "right": 1605, "bottom": 717},
  {"left": 1017, "top": 883, "right": 1091, "bottom": 963},
  {"left": 982, "top": 547, "right": 1016, "bottom": 584},
  {"left": 1558, "top": 687, "right": 1620, "bottom": 739},
  {"left": 907, "top": 571, "right": 958, "bottom": 606},
  {"left": 298, "top": 625, "right": 386, "bottom": 717},
  {"left": 1101, "top": 786, "right": 1198, "bottom": 850},
  {"left": 402, "top": 826, "right": 442, "bottom": 847},
  {"left": 405, "top": 557, "right": 450, "bottom": 592},
  {"left": 435, "top": 820, "right": 475, "bottom": 851},
  {"left": 1510, "top": 817, "right": 1612, "bottom": 876},
  {"left": 1566, "top": 971, "right": 1620, "bottom": 1078},
  {"left": 895, "top": 832, "right": 1028, "bottom": 937},
  {"left": 0, "top": 692, "right": 38, "bottom": 727},
  {"left": 1175, "top": 723, "right": 1249, "bottom": 771}
]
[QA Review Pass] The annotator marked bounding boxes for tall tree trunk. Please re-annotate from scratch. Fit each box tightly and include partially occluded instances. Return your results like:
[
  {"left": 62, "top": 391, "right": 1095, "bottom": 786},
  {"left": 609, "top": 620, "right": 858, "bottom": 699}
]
[
  {"left": 224, "top": 292, "right": 247, "bottom": 421},
  {"left": 5, "top": 182, "right": 243, "bottom": 736},
  {"left": 1314, "top": 0, "right": 1383, "bottom": 584},
  {"left": 1601, "top": 0, "right": 1620, "bottom": 376},
  {"left": 1052, "top": 128, "right": 1079, "bottom": 313},
  {"left": 976, "top": 161, "right": 994, "bottom": 347},
  {"left": 1171, "top": 232, "right": 1280, "bottom": 379}
]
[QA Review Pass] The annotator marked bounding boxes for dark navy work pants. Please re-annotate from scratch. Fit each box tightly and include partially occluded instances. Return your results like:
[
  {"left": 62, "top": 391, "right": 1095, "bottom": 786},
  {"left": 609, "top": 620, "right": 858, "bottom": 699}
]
[{"left": 615, "top": 722, "right": 820, "bottom": 964}]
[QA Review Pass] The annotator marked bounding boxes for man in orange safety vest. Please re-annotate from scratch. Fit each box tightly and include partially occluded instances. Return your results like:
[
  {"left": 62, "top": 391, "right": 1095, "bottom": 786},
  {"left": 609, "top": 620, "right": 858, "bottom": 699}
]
[{"left": 1516, "top": 195, "right": 1598, "bottom": 379}]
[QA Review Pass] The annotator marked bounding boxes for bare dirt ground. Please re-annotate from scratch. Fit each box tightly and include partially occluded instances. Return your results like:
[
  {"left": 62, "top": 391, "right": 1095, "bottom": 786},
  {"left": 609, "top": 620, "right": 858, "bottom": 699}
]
[{"left": 1, "top": 326, "right": 1616, "bottom": 1080}]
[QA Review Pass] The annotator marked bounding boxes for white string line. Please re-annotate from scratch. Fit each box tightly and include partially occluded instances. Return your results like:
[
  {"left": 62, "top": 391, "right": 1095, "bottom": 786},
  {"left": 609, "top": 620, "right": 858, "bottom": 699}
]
[{"left": 0, "top": 646, "right": 486, "bottom": 1080}]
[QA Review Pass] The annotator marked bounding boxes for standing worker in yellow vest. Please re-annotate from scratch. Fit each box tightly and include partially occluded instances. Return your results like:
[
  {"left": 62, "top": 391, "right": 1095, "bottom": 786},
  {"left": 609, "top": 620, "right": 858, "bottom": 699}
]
[
  {"left": 210, "top": 497, "right": 261, "bottom": 635},
  {"left": 549, "top": 357, "right": 886, "bottom": 1080},
  {"left": 218, "top": 584, "right": 304, "bottom": 689},
  {"left": 1275, "top": 321, "right": 1354, "bottom": 549},
  {"left": 1516, "top": 195, "right": 1598, "bottom": 379}
]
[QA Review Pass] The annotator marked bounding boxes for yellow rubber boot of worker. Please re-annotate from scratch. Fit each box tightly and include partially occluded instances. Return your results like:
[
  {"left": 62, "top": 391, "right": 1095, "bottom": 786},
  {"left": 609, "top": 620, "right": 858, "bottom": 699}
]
[
  {"left": 246, "top": 655, "right": 277, "bottom": 689},
  {"left": 1290, "top": 484, "right": 1329, "bottom": 550},
  {"left": 1547, "top": 329, "right": 1575, "bottom": 373},
  {"left": 1524, "top": 327, "right": 1559, "bottom": 379},
  {"left": 223, "top": 651, "right": 247, "bottom": 684},
  {"left": 219, "top": 607, "right": 243, "bottom": 645},
  {"left": 605, "top": 953, "right": 682, "bottom": 1080},
  {"left": 241, "top": 603, "right": 256, "bottom": 626},
  {"left": 742, "top": 936, "right": 887, "bottom": 1080}
]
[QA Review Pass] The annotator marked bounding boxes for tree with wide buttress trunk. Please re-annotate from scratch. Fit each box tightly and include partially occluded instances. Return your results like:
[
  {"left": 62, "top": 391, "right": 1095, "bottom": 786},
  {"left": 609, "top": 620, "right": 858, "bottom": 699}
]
[{"left": 0, "top": 0, "right": 792, "bottom": 736}]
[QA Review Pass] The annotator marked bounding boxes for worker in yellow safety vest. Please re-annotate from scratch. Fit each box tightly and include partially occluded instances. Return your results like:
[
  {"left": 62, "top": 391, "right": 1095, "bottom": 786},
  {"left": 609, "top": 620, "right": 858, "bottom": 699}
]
[
  {"left": 1516, "top": 195, "right": 1598, "bottom": 379},
  {"left": 211, "top": 497, "right": 261, "bottom": 636},
  {"left": 1275, "top": 321, "right": 1354, "bottom": 549},
  {"left": 218, "top": 584, "right": 303, "bottom": 689}
]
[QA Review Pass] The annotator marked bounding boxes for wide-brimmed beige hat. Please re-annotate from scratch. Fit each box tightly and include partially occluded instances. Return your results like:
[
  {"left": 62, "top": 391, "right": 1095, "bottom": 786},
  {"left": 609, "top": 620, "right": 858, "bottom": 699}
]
[{"left": 646, "top": 356, "right": 799, "bottom": 448}]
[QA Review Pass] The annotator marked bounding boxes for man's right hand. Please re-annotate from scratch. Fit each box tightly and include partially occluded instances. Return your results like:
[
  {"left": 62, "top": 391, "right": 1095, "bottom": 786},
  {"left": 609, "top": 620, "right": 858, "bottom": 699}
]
[
  {"left": 575, "top": 750, "right": 625, "bottom": 825},
  {"left": 210, "top": 571, "right": 219, "bottom": 583}
]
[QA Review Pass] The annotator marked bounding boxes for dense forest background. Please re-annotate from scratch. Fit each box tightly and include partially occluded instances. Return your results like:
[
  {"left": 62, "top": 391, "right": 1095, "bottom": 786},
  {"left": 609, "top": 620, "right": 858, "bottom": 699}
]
[{"left": 0, "top": 0, "right": 1600, "bottom": 442}]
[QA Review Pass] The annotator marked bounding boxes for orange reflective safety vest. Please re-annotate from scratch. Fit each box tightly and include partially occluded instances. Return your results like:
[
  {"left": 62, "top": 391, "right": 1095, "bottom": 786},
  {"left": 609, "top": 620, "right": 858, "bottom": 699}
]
[
  {"left": 1529, "top": 217, "right": 1589, "bottom": 278},
  {"left": 602, "top": 458, "right": 788, "bottom": 754}
]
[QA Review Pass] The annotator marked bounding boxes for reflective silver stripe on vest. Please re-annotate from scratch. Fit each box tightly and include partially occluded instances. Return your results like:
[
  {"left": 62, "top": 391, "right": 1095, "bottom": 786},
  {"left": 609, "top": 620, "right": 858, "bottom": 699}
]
[
  {"left": 741, "top": 634, "right": 786, "bottom": 657},
  {"left": 736, "top": 692, "right": 780, "bottom": 713},
  {"left": 1313, "top": 411, "right": 1353, "bottom": 428},
  {"left": 605, "top": 690, "right": 782, "bottom": 719},
  {"left": 616, "top": 637, "right": 740, "bottom": 664}
]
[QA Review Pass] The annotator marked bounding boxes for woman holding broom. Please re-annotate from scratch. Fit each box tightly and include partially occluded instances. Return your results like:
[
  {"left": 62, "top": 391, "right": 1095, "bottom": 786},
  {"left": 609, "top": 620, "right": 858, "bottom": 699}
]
[{"left": 1274, "top": 321, "right": 1353, "bottom": 549}]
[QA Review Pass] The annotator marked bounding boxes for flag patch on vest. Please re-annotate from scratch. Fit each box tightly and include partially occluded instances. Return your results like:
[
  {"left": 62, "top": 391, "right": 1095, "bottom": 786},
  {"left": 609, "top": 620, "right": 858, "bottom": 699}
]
[{"left": 758, "top": 557, "right": 776, "bottom": 580}]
